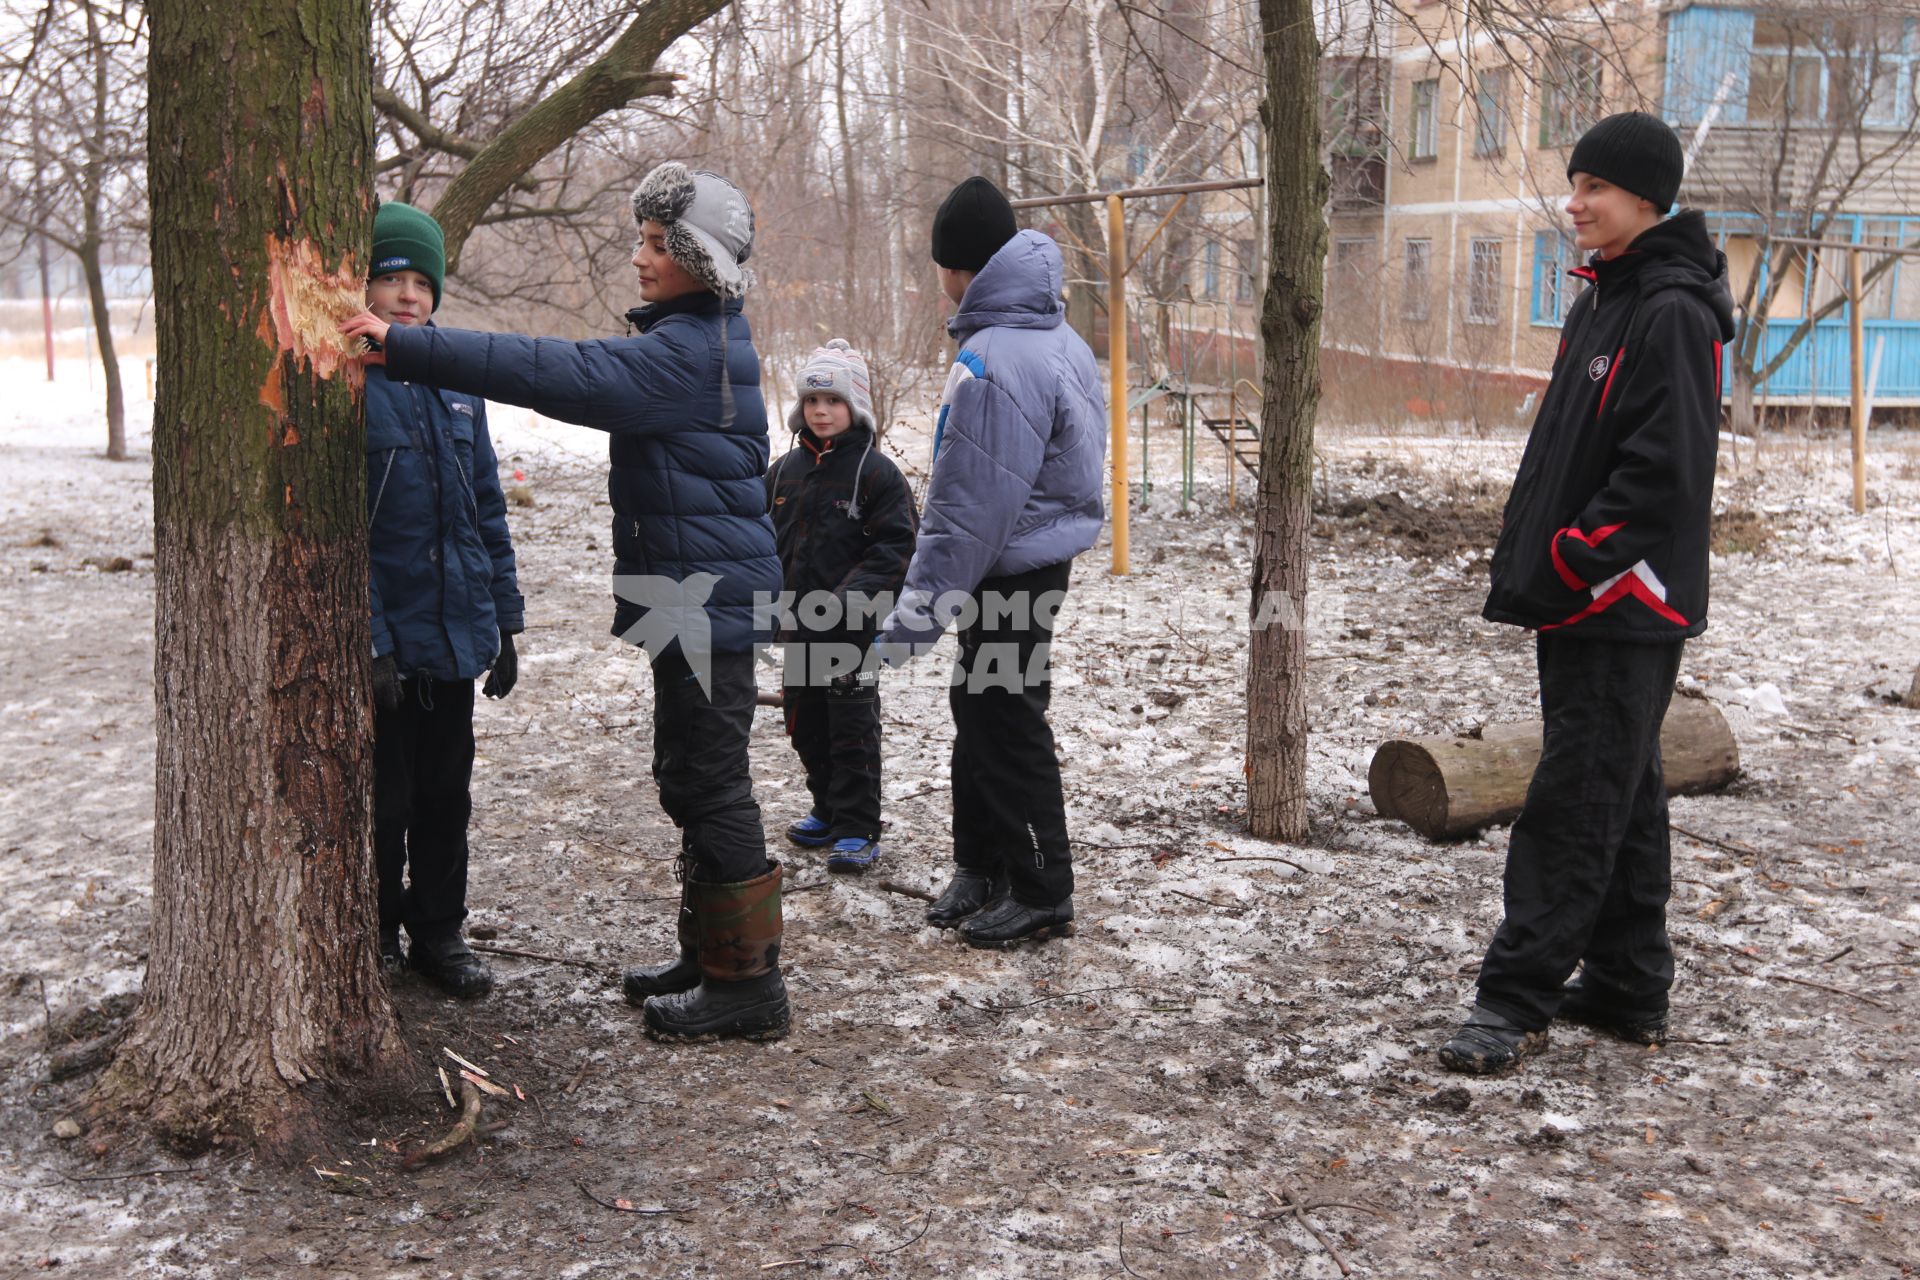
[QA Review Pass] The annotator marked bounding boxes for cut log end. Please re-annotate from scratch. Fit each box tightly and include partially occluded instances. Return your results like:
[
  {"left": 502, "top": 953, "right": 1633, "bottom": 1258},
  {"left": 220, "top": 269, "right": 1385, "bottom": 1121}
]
[{"left": 1366, "top": 739, "right": 1448, "bottom": 835}]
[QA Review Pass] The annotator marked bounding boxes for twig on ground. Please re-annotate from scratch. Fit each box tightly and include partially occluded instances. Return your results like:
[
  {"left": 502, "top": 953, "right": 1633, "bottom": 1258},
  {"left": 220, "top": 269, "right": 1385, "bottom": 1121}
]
[
  {"left": 787, "top": 879, "right": 832, "bottom": 894},
  {"left": 1268, "top": 1183, "right": 1351, "bottom": 1277},
  {"left": 469, "top": 943, "right": 605, "bottom": 971},
  {"left": 1165, "top": 888, "right": 1243, "bottom": 912},
  {"left": 879, "top": 880, "right": 936, "bottom": 903},
  {"left": 1214, "top": 855, "right": 1311, "bottom": 874},
  {"left": 758, "top": 1261, "right": 808, "bottom": 1272},
  {"left": 962, "top": 984, "right": 1131, "bottom": 1014},
  {"left": 1670, "top": 823, "right": 1763, "bottom": 858},
  {"left": 60, "top": 1158, "right": 234, "bottom": 1184},
  {"left": 1820, "top": 945, "right": 1855, "bottom": 966},
  {"left": 576, "top": 1180, "right": 683, "bottom": 1214},
  {"left": 889, "top": 782, "right": 952, "bottom": 804},
  {"left": 879, "top": 1208, "right": 934, "bottom": 1255},
  {"left": 1766, "top": 972, "right": 1890, "bottom": 1010},
  {"left": 403, "top": 1079, "right": 482, "bottom": 1170},
  {"left": 562, "top": 1061, "right": 591, "bottom": 1096},
  {"left": 1118, "top": 1222, "right": 1145, "bottom": 1278}
]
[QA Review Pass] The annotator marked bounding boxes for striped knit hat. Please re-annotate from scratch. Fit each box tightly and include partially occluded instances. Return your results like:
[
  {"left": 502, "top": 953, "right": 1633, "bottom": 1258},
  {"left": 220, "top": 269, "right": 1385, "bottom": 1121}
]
[{"left": 788, "top": 339, "right": 876, "bottom": 435}]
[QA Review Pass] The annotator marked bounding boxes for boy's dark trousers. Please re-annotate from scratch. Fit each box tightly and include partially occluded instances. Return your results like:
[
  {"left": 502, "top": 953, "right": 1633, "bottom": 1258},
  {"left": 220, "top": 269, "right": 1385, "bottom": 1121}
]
[
  {"left": 1475, "top": 635, "right": 1685, "bottom": 1029},
  {"left": 949, "top": 560, "right": 1074, "bottom": 908},
  {"left": 787, "top": 662, "right": 882, "bottom": 841},
  {"left": 374, "top": 677, "right": 477, "bottom": 942},
  {"left": 651, "top": 647, "right": 771, "bottom": 884}
]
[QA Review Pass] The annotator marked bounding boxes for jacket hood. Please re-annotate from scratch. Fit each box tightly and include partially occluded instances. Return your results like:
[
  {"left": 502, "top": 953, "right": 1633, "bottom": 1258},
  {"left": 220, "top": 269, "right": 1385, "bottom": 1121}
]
[
  {"left": 1612, "top": 211, "right": 1736, "bottom": 341},
  {"left": 948, "top": 229, "right": 1066, "bottom": 340}
]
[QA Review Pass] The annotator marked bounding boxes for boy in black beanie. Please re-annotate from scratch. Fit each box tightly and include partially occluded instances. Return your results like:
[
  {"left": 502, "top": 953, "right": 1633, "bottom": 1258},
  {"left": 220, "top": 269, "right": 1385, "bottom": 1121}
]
[{"left": 1439, "top": 112, "right": 1736, "bottom": 1073}]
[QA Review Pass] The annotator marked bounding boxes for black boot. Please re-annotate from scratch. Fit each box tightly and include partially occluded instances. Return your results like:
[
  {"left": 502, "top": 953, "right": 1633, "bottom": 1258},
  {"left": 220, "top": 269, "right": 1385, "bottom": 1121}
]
[
  {"left": 409, "top": 932, "right": 494, "bottom": 1000},
  {"left": 643, "top": 863, "right": 791, "bottom": 1043},
  {"left": 1438, "top": 1005, "right": 1548, "bottom": 1074},
  {"left": 623, "top": 885, "right": 700, "bottom": 1005},
  {"left": 1558, "top": 975, "right": 1668, "bottom": 1045},
  {"left": 960, "top": 896, "right": 1075, "bottom": 947},
  {"left": 925, "top": 869, "right": 1003, "bottom": 928}
]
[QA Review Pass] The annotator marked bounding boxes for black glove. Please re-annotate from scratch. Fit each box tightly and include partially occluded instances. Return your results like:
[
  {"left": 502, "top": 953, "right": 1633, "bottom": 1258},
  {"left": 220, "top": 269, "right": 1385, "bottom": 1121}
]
[
  {"left": 483, "top": 630, "right": 518, "bottom": 700},
  {"left": 372, "top": 653, "right": 403, "bottom": 713}
]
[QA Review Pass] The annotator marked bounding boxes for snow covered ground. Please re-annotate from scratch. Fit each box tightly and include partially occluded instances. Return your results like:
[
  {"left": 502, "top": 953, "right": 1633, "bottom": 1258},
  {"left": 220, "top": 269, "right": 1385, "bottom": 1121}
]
[{"left": 1, "top": 357, "right": 1916, "bottom": 1277}]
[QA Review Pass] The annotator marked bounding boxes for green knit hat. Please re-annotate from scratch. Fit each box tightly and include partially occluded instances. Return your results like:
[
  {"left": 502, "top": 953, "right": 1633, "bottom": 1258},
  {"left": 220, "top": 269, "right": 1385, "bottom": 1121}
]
[{"left": 370, "top": 201, "right": 446, "bottom": 310}]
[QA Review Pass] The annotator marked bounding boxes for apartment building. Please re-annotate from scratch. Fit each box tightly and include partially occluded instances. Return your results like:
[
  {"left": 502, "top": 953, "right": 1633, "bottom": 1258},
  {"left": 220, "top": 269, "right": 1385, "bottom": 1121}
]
[{"left": 1329, "top": 0, "right": 1920, "bottom": 409}]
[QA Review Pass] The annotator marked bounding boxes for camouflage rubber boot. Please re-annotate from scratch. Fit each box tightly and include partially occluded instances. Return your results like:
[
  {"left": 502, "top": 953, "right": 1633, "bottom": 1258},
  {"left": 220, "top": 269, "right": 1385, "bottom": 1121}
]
[
  {"left": 642, "top": 861, "right": 791, "bottom": 1043},
  {"left": 622, "top": 881, "right": 700, "bottom": 1005}
]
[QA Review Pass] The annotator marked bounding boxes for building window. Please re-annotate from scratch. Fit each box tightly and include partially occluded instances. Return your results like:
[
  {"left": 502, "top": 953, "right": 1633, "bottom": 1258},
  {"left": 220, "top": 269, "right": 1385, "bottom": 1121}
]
[
  {"left": 1236, "top": 238, "right": 1257, "bottom": 302},
  {"left": 1530, "top": 230, "right": 1580, "bottom": 326},
  {"left": 1539, "top": 45, "right": 1603, "bottom": 146},
  {"left": 1474, "top": 68, "right": 1509, "bottom": 157},
  {"left": 1202, "top": 240, "right": 1221, "bottom": 301},
  {"left": 1403, "top": 238, "right": 1432, "bottom": 322},
  {"left": 1467, "top": 237, "right": 1502, "bottom": 324},
  {"left": 1411, "top": 79, "right": 1439, "bottom": 160}
]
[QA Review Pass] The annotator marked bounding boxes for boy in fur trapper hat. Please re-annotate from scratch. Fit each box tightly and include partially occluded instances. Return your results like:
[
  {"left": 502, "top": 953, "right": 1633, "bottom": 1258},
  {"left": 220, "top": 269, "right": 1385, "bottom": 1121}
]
[
  {"left": 344, "top": 164, "right": 789, "bottom": 1045},
  {"left": 766, "top": 341, "right": 917, "bottom": 874}
]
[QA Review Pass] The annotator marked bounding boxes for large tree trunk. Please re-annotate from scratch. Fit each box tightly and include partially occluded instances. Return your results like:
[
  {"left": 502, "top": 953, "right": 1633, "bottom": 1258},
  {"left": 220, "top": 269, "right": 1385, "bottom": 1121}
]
[
  {"left": 1245, "top": 0, "right": 1327, "bottom": 841},
  {"left": 100, "top": 0, "right": 403, "bottom": 1153}
]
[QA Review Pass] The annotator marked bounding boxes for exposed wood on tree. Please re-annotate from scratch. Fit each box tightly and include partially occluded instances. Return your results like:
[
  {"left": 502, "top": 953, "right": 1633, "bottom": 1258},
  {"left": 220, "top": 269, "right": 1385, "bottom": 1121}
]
[
  {"left": 1246, "top": 0, "right": 1326, "bottom": 842},
  {"left": 1368, "top": 696, "right": 1741, "bottom": 841}
]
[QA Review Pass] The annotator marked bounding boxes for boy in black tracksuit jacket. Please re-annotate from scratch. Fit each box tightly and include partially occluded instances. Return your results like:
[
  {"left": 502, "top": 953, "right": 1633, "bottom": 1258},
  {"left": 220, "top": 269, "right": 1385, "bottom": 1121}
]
[
  {"left": 1441, "top": 113, "right": 1737, "bottom": 1074},
  {"left": 767, "top": 341, "right": 918, "bottom": 872}
]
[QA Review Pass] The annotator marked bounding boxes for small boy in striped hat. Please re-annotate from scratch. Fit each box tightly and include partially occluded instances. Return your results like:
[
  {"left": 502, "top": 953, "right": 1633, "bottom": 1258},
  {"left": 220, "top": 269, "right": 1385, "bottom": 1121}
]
[{"left": 765, "top": 340, "right": 918, "bottom": 872}]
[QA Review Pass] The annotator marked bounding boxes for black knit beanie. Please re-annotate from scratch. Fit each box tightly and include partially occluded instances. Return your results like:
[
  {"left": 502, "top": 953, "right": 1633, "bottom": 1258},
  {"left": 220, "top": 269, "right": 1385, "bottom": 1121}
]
[
  {"left": 931, "top": 176, "right": 1017, "bottom": 272},
  {"left": 1567, "top": 112, "right": 1685, "bottom": 212}
]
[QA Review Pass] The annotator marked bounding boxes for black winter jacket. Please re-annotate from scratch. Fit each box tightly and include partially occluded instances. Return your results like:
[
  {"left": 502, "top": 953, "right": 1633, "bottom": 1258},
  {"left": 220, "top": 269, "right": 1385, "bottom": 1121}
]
[
  {"left": 766, "top": 425, "right": 918, "bottom": 645},
  {"left": 1484, "top": 211, "right": 1736, "bottom": 641}
]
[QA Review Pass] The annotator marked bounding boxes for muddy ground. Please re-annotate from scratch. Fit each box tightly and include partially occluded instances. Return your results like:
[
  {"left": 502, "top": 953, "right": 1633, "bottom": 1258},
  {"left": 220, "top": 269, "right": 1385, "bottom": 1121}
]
[{"left": 0, "top": 398, "right": 1916, "bottom": 1278}]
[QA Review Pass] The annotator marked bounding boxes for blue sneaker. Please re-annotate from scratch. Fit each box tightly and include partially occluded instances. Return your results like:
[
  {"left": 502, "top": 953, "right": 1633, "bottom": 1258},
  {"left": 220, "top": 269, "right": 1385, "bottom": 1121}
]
[
  {"left": 786, "top": 813, "right": 832, "bottom": 847},
  {"left": 826, "top": 838, "right": 881, "bottom": 873}
]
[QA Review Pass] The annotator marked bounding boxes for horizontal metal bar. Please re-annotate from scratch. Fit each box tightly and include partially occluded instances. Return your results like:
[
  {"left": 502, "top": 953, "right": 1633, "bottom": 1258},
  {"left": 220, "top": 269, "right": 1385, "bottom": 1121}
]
[
  {"left": 1010, "top": 177, "right": 1263, "bottom": 210},
  {"left": 1764, "top": 234, "right": 1920, "bottom": 259}
]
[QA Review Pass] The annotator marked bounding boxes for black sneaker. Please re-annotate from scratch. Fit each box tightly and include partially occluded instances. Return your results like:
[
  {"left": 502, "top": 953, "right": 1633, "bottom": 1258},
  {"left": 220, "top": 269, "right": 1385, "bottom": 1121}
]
[
  {"left": 409, "top": 933, "right": 494, "bottom": 1000},
  {"left": 960, "top": 896, "right": 1075, "bottom": 948},
  {"left": 1558, "top": 977, "right": 1667, "bottom": 1045},
  {"left": 1438, "top": 1006, "right": 1549, "bottom": 1075},
  {"left": 642, "top": 971, "right": 791, "bottom": 1043},
  {"left": 925, "top": 871, "right": 1003, "bottom": 929},
  {"left": 379, "top": 928, "right": 407, "bottom": 980}
]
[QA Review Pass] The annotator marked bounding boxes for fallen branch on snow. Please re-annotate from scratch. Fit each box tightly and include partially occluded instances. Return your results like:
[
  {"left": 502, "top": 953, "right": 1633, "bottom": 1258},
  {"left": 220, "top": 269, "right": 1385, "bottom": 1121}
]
[{"left": 403, "top": 1079, "right": 481, "bottom": 1170}]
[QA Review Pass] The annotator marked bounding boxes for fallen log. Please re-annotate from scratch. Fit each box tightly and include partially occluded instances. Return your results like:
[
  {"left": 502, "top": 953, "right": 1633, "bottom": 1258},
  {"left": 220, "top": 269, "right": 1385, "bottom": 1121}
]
[
  {"left": 1906, "top": 663, "right": 1920, "bottom": 710},
  {"left": 1368, "top": 693, "right": 1739, "bottom": 840}
]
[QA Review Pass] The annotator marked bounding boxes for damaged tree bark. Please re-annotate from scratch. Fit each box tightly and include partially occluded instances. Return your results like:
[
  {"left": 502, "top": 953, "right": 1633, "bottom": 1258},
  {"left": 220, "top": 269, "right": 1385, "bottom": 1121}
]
[
  {"left": 99, "top": 0, "right": 404, "bottom": 1151},
  {"left": 1368, "top": 696, "right": 1740, "bottom": 841}
]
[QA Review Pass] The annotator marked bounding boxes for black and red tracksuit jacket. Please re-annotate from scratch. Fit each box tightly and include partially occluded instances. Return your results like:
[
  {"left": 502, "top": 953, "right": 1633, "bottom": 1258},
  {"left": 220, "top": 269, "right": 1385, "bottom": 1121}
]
[{"left": 1485, "top": 211, "right": 1737, "bottom": 642}]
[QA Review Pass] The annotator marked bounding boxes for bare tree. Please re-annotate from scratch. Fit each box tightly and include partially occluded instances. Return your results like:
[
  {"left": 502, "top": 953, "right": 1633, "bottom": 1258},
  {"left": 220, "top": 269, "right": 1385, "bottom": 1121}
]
[
  {"left": 0, "top": 0, "right": 146, "bottom": 460},
  {"left": 1678, "top": 7, "right": 1920, "bottom": 436},
  {"left": 1247, "top": 0, "right": 1328, "bottom": 841}
]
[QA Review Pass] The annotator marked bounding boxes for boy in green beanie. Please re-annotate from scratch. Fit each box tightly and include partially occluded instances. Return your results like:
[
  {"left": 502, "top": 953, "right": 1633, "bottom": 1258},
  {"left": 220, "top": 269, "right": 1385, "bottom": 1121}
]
[{"left": 363, "top": 201, "right": 524, "bottom": 1000}]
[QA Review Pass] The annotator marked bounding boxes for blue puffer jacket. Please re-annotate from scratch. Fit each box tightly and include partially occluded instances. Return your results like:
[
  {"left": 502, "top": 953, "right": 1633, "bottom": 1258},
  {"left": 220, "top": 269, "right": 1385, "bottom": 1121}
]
[
  {"left": 366, "top": 361, "right": 524, "bottom": 681},
  {"left": 381, "top": 293, "right": 780, "bottom": 655},
  {"left": 880, "top": 229, "right": 1106, "bottom": 650}
]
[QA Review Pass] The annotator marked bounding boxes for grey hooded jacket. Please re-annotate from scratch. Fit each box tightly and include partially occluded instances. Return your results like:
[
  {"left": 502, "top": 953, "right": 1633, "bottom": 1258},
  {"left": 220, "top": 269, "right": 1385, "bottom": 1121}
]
[{"left": 880, "top": 229, "right": 1106, "bottom": 651}]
